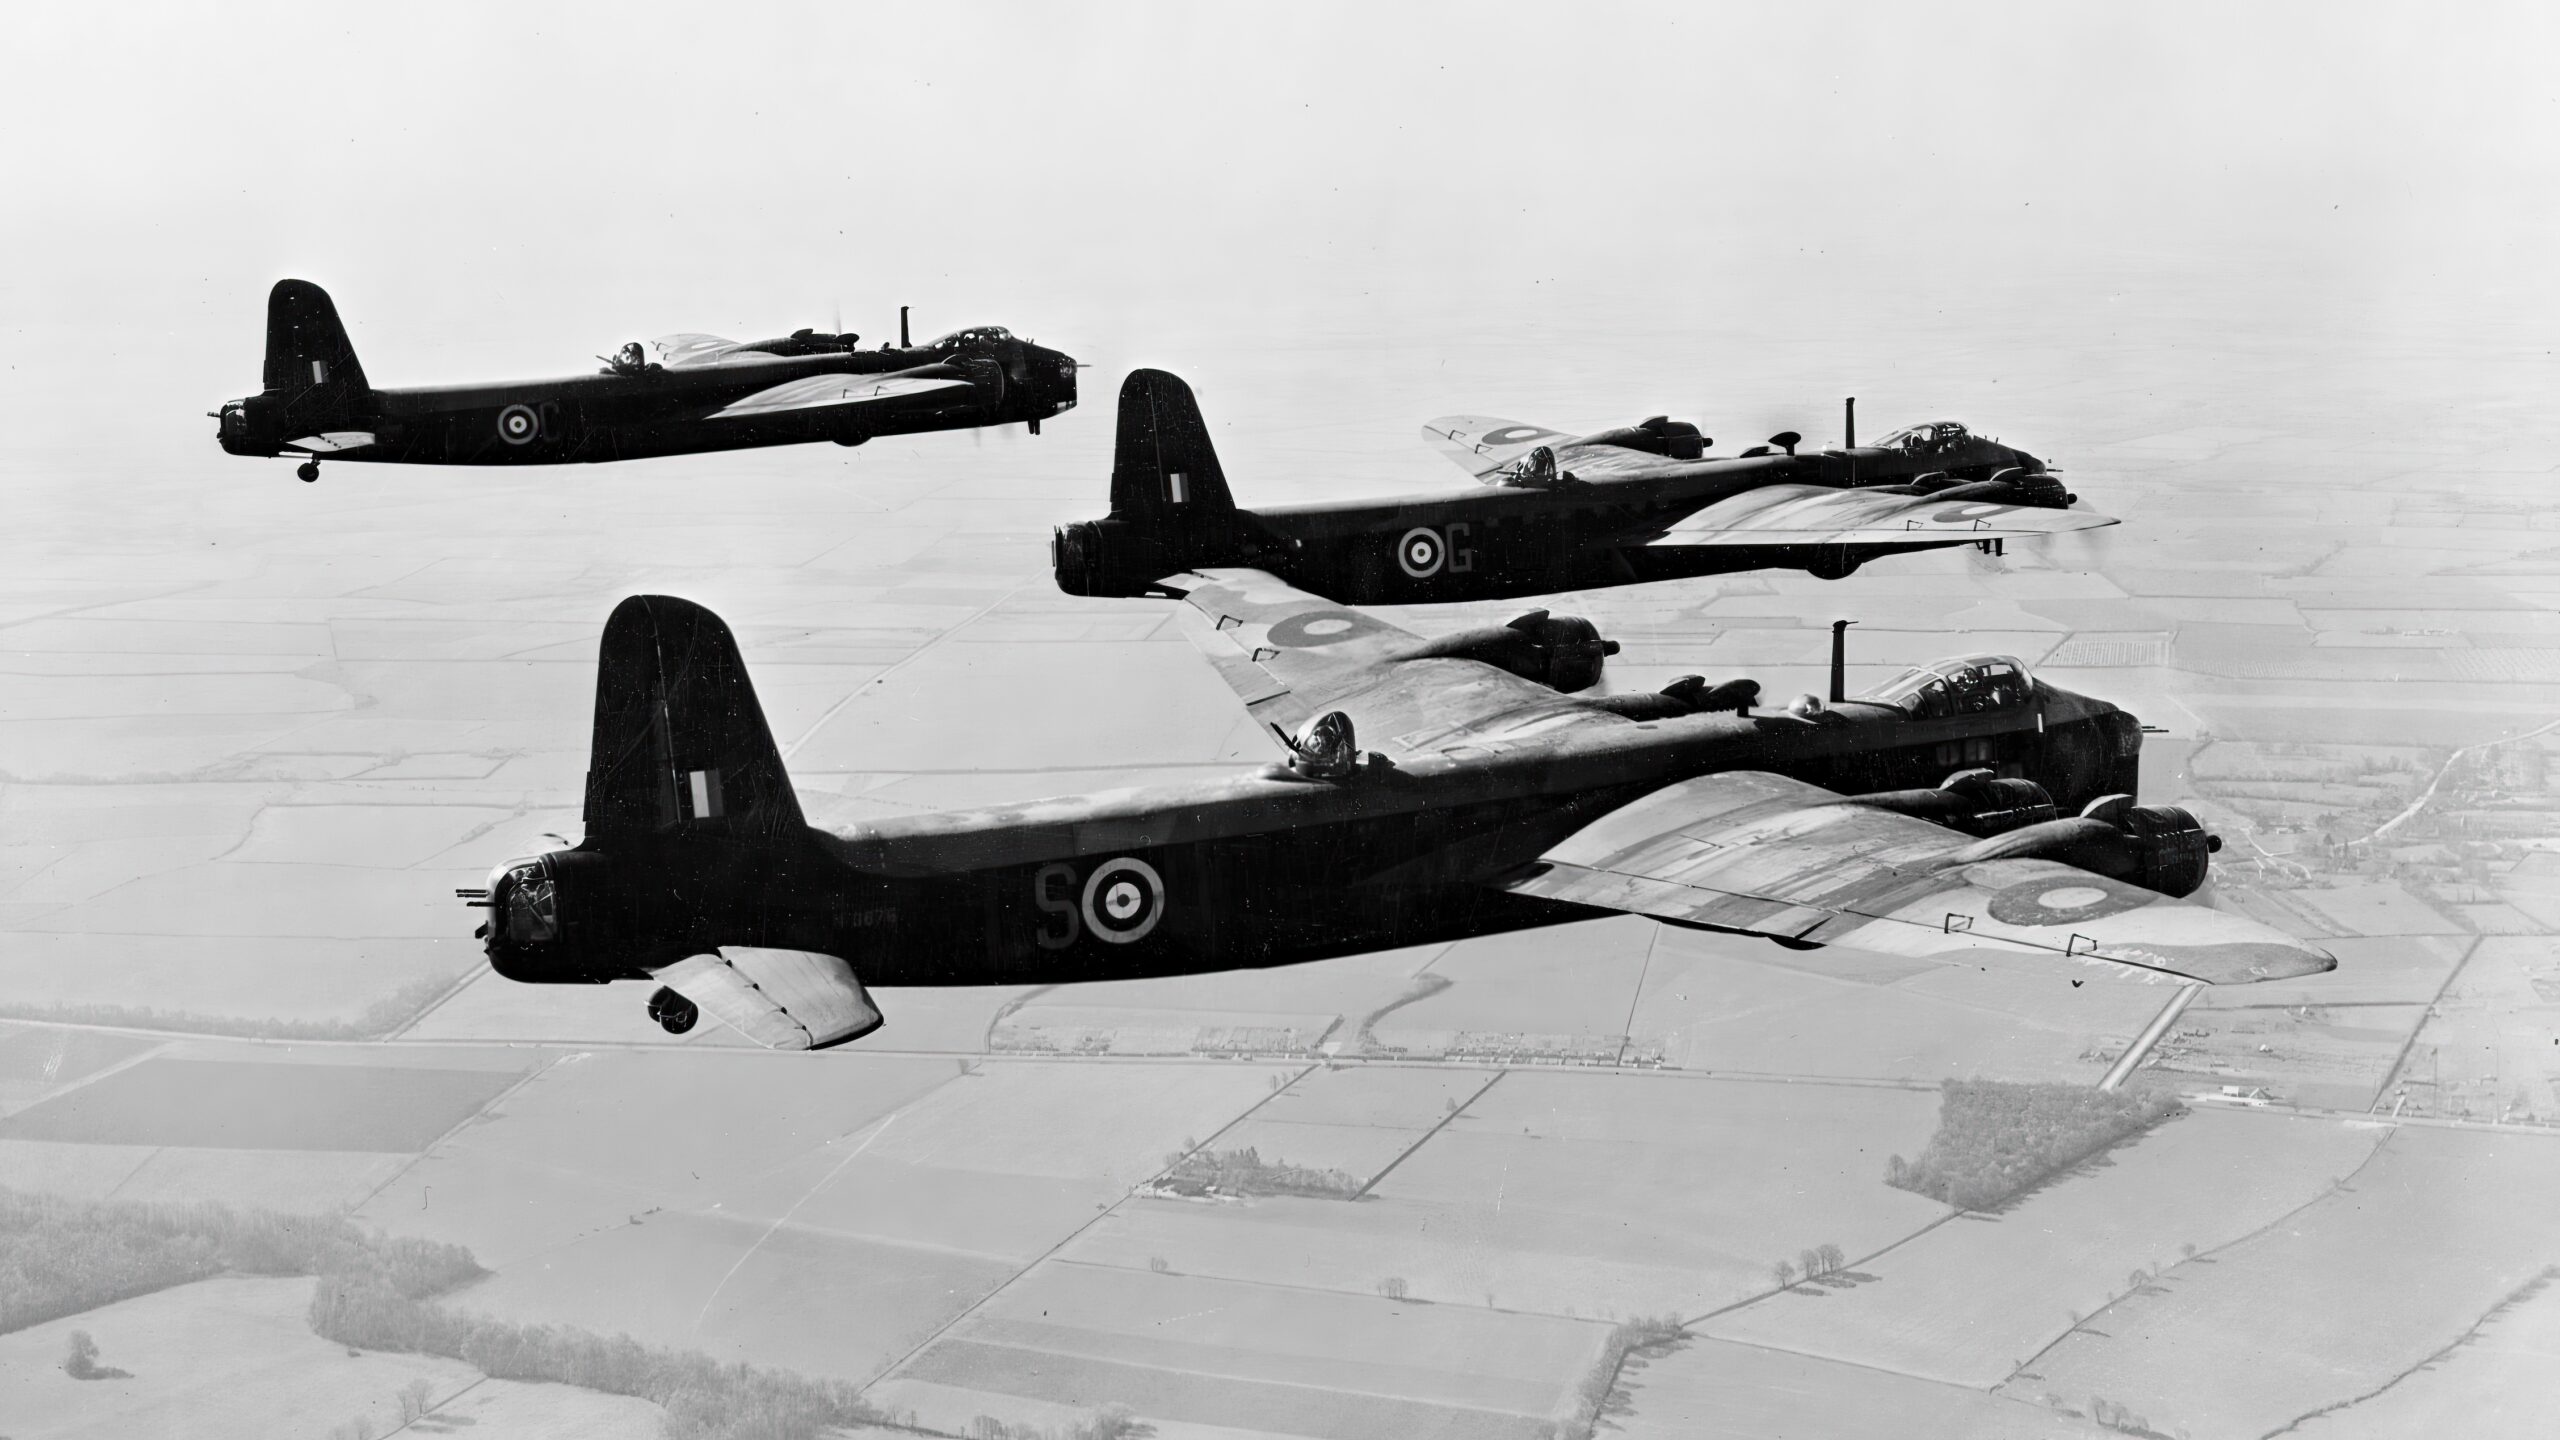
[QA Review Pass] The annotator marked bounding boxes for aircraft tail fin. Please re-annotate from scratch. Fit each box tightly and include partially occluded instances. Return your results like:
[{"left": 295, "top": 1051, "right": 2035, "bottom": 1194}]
[
  {"left": 262, "top": 279, "right": 370, "bottom": 396},
  {"left": 583, "top": 596, "right": 805, "bottom": 840},
  {"left": 1111, "top": 369, "right": 1236, "bottom": 519}
]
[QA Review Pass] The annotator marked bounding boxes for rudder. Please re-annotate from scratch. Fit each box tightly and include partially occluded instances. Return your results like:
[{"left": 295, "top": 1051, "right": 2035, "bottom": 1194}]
[
  {"left": 1111, "top": 369, "right": 1236, "bottom": 519},
  {"left": 584, "top": 596, "right": 804, "bottom": 840},
  {"left": 263, "top": 279, "right": 370, "bottom": 395}
]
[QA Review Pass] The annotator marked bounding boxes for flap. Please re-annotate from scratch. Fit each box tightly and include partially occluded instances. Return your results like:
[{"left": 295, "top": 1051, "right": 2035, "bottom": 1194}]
[{"left": 654, "top": 948, "right": 883, "bottom": 1050}]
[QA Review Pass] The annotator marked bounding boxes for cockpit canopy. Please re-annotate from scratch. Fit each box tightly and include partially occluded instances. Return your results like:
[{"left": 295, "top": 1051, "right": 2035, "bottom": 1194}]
[
  {"left": 1869, "top": 421, "right": 1974, "bottom": 456},
  {"left": 929, "top": 325, "right": 1014, "bottom": 350},
  {"left": 1859, "top": 654, "right": 2031, "bottom": 719}
]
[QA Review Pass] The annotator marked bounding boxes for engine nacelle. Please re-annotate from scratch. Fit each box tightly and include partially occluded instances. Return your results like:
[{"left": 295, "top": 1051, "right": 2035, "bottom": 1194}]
[
  {"left": 1847, "top": 768, "right": 2057, "bottom": 837},
  {"left": 1588, "top": 675, "right": 1760, "bottom": 720},
  {"left": 1950, "top": 796, "right": 2220, "bottom": 897},
  {"left": 1582, "top": 415, "right": 1708, "bottom": 461},
  {"left": 1401, "top": 609, "right": 1620, "bottom": 693},
  {"left": 1930, "top": 469, "right": 2076, "bottom": 509}
]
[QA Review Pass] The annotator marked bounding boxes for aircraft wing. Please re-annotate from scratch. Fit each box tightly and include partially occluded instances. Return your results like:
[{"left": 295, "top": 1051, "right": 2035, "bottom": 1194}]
[
  {"left": 1160, "top": 567, "right": 1627, "bottom": 759},
  {"left": 1502, "top": 770, "right": 2334, "bottom": 985},
  {"left": 1645, "top": 484, "right": 2118, "bottom": 547},
  {"left": 652, "top": 948, "right": 884, "bottom": 1049},
  {"left": 651, "top": 333, "right": 750, "bottom": 368},
  {"left": 708, "top": 368, "right": 973, "bottom": 421},
  {"left": 1421, "top": 415, "right": 1581, "bottom": 482},
  {"left": 281, "top": 431, "right": 379, "bottom": 454}
]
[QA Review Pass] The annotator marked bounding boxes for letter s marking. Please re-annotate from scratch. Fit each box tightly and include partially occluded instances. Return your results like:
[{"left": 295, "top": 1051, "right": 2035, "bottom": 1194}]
[{"left": 1033, "top": 863, "right": 1079, "bottom": 950}]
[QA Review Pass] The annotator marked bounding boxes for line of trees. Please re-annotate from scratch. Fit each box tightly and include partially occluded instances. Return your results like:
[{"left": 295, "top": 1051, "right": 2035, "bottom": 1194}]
[
  {"left": 965, "top": 1406, "right": 1149, "bottom": 1440},
  {"left": 1886, "top": 1080, "right": 2183, "bottom": 1211},
  {"left": 1771, "top": 1243, "right": 1847, "bottom": 1290},
  {"left": 0, "top": 1186, "right": 479, "bottom": 1335},
  {"left": 1159, "top": 1145, "right": 1364, "bottom": 1199},
  {"left": 0, "top": 1187, "right": 911, "bottom": 1440},
  {"left": 306, "top": 1277, "right": 898, "bottom": 1440},
  {"left": 0, "top": 973, "right": 456, "bottom": 1042},
  {"left": 1558, "top": 1315, "right": 1689, "bottom": 1440}
]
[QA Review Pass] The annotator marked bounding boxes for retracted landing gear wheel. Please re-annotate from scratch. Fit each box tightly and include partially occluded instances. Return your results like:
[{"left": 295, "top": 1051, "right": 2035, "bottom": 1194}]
[
  {"left": 1806, "top": 552, "right": 1860, "bottom": 581},
  {"left": 647, "top": 986, "right": 698, "bottom": 1035},
  {"left": 296, "top": 461, "right": 320, "bottom": 483}
]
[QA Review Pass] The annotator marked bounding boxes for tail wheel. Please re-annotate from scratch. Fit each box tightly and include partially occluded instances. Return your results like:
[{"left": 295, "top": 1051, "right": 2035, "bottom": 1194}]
[{"left": 296, "top": 462, "right": 320, "bottom": 483}]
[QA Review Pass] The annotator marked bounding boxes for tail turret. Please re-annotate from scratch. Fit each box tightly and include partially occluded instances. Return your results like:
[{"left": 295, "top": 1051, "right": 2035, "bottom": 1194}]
[{"left": 1056, "top": 370, "right": 1261, "bottom": 596}]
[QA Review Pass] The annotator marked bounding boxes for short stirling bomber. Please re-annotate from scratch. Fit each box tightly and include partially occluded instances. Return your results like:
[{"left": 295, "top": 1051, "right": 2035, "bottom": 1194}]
[
  {"left": 1053, "top": 370, "right": 2113, "bottom": 604},
  {"left": 466, "top": 578, "right": 2332, "bottom": 1051},
  {"left": 214, "top": 280, "right": 1077, "bottom": 482}
]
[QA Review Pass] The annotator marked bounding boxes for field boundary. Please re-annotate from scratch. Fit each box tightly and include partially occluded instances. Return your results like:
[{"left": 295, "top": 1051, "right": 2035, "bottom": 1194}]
[
  {"left": 2367, "top": 934, "right": 2482, "bottom": 1111},
  {"left": 859, "top": 1057, "right": 1320, "bottom": 1392},
  {"left": 349, "top": 1055, "right": 562, "bottom": 1214},
  {"left": 1354, "top": 1068, "right": 1505, "bottom": 1198},
  {"left": 379, "top": 961, "right": 493, "bottom": 1041},
  {"left": 2261, "top": 1264, "right": 2560, "bottom": 1437},
  {"left": 1685, "top": 1210, "right": 1968, "bottom": 1329},
  {"left": 1997, "top": 1122, "right": 2402, "bottom": 1387}
]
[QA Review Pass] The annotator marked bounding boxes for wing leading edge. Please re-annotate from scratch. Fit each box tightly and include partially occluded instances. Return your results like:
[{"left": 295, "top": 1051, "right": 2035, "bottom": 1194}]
[{"left": 1505, "top": 770, "right": 2333, "bottom": 985}]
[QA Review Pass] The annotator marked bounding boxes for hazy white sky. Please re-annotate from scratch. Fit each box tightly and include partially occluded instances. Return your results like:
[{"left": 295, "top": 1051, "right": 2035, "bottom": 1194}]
[{"left": 2, "top": 3, "right": 2553, "bottom": 470}]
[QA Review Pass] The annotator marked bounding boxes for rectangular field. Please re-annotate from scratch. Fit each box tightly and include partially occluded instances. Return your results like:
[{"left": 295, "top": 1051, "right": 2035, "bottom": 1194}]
[
  {"left": 0, "top": 1056, "right": 524, "bottom": 1151},
  {"left": 451, "top": 1209, "right": 1023, "bottom": 1387},
  {"left": 1616, "top": 1335, "right": 2110, "bottom": 1440},
  {"left": 872, "top": 1259, "right": 1609, "bottom": 1440},
  {"left": 1207, "top": 1064, "right": 1492, "bottom": 1184},
  {"left": 358, "top": 1047, "right": 965, "bottom": 1266}
]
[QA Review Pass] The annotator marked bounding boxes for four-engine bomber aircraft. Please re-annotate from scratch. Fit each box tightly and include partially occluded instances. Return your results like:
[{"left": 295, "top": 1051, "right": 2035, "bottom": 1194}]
[
  {"left": 464, "top": 587, "right": 2331, "bottom": 1050},
  {"left": 215, "top": 280, "right": 1077, "bottom": 481},
  {"left": 1054, "top": 371, "right": 2114, "bottom": 603}
]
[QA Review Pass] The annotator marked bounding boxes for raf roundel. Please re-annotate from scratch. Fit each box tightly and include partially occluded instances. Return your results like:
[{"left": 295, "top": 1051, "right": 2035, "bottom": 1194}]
[
  {"left": 1396, "top": 526, "right": 1446, "bottom": 579},
  {"left": 1476, "top": 424, "right": 1560, "bottom": 449},
  {"left": 496, "top": 404, "right": 541, "bottom": 446},
  {"left": 1080, "top": 857, "right": 1165, "bottom": 944},
  {"left": 1984, "top": 874, "right": 2159, "bottom": 928},
  {"left": 1266, "top": 609, "right": 1391, "bottom": 649},
  {"left": 1930, "top": 502, "right": 2011, "bottom": 525}
]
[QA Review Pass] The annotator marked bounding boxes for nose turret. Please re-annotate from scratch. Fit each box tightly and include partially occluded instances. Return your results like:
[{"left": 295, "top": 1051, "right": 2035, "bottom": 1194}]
[{"left": 1028, "top": 344, "right": 1079, "bottom": 418}]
